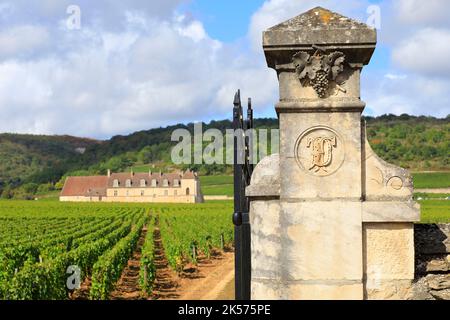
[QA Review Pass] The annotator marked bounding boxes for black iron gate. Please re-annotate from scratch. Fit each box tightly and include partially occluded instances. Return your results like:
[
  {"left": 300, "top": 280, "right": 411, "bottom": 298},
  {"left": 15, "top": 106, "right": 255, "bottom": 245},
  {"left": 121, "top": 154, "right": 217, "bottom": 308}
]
[{"left": 232, "top": 89, "right": 253, "bottom": 300}]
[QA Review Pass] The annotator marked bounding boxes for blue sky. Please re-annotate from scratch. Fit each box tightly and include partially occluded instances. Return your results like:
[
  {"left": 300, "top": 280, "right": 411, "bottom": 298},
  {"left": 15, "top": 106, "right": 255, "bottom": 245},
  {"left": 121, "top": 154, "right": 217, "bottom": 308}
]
[
  {"left": 180, "top": 0, "right": 265, "bottom": 42},
  {"left": 0, "top": 0, "right": 448, "bottom": 139}
]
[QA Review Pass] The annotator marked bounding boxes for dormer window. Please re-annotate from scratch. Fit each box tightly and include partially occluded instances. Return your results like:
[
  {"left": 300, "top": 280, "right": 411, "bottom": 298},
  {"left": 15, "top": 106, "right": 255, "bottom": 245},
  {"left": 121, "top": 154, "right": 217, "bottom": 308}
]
[
  {"left": 163, "top": 179, "right": 169, "bottom": 187},
  {"left": 126, "top": 179, "right": 132, "bottom": 188},
  {"left": 113, "top": 179, "right": 119, "bottom": 188},
  {"left": 140, "top": 179, "right": 146, "bottom": 187},
  {"left": 174, "top": 179, "right": 180, "bottom": 187},
  {"left": 151, "top": 179, "right": 157, "bottom": 187}
]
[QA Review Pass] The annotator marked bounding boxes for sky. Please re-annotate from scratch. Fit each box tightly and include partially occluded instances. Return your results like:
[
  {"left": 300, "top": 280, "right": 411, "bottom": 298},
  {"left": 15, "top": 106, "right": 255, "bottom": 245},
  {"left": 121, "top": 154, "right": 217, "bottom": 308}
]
[{"left": 0, "top": 0, "right": 449, "bottom": 139}]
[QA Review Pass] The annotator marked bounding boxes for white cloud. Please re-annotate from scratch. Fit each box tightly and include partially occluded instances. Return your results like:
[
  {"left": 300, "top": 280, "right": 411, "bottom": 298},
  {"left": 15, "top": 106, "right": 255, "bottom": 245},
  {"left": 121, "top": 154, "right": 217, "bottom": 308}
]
[
  {"left": 364, "top": 71, "right": 450, "bottom": 117},
  {"left": 0, "top": 0, "right": 186, "bottom": 29},
  {"left": 392, "top": 28, "right": 450, "bottom": 77},
  {"left": 0, "top": 12, "right": 277, "bottom": 138},
  {"left": 384, "top": 73, "right": 407, "bottom": 80},
  {"left": 0, "top": 25, "right": 50, "bottom": 60},
  {"left": 175, "top": 15, "right": 207, "bottom": 42},
  {"left": 394, "top": 0, "right": 450, "bottom": 27}
]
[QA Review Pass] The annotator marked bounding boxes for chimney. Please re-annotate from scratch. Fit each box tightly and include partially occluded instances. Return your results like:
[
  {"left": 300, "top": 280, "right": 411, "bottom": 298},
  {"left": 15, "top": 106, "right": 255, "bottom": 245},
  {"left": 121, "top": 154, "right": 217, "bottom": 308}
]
[
  {"left": 107, "top": 169, "right": 111, "bottom": 177},
  {"left": 149, "top": 170, "right": 152, "bottom": 177},
  {"left": 131, "top": 169, "right": 134, "bottom": 177}
]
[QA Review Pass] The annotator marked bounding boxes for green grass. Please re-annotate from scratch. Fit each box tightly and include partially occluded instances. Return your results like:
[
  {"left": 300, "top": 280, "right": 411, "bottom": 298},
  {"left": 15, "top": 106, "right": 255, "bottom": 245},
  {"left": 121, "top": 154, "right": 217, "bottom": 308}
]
[
  {"left": 201, "top": 185, "right": 233, "bottom": 196},
  {"left": 199, "top": 175, "right": 233, "bottom": 186},
  {"left": 412, "top": 172, "right": 450, "bottom": 189},
  {"left": 418, "top": 200, "right": 450, "bottom": 223},
  {"left": 200, "top": 175, "right": 233, "bottom": 196}
]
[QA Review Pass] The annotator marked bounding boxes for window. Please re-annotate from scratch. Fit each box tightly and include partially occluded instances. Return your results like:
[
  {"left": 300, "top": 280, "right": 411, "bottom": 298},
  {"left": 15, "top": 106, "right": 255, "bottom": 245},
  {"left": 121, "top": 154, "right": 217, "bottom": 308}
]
[
  {"left": 174, "top": 179, "right": 180, "bottom": 187},
  {"left": 140, "top": 179, "right": 146, "bottom": 187},
  {"left": 151, "top": 179, "right": 157, "bottom": 187},
  {"left": 174, "top": 190, "right": 178, "bottom": 196},
  {"left": 113, "top": 179, "right": 119, "bottom": 188},
  {"left": 186, "top": 188, "right": 190, "bottom": 195},
  {"left": 126, "top": 179, "right": 132, "bottom": 187},
  {"left": 141, "top": 190, "right": 145, "bottom": 196},
  {"left": 126, "top": 190, "right": 129, "bottom": 196},
  {"left": 163, "top": 179, "right": 169, "bottom": 187},
  {"left": 114, "top": 191, "right": 118, "bottom": 197},
  {"left": 164, "top": 190, "right": 168, "bottom": 196}
]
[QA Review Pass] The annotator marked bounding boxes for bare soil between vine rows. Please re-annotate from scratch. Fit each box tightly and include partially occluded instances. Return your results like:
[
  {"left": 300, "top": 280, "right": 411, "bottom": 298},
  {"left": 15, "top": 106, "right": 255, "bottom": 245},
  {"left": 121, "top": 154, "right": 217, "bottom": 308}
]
[
  {"left": 71, "top": 224, "right": 234, "bottom": 300},
  {"left": 152, "top": 225, "right": 235, "bottom": 300},
  {"left": 110, "top": 227, "right": 148, "bottom": 300}
]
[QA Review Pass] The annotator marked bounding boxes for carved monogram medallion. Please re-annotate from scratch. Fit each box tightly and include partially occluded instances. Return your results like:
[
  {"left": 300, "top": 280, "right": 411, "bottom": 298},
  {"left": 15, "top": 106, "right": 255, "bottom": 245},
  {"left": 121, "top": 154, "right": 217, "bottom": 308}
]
[
  {"left": 292, "top": 47, "right": 346, "bottom": 98},
  {"left": 295, "top": 126, "right": 345, "bottom": 177},
  {"left": 307, "top": 136, "right": 337, "bottom": 174}
]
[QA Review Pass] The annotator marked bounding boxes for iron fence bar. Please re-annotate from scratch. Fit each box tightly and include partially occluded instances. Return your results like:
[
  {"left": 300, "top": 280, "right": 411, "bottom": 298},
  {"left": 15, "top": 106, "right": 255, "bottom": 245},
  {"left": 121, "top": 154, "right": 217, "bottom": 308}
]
[
  {"left": 233, "top": 90, "right": 243, "bottom": 300},
  {"left": 233, "top": 89, "right": 251, "bottom": 300}
]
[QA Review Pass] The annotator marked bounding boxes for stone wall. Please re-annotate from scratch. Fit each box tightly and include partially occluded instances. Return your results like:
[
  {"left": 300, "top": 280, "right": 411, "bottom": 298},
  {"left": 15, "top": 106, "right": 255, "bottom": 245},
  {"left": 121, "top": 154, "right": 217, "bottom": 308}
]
[{"left": 412, "top": 224, "right": 450, "bottom": 300}]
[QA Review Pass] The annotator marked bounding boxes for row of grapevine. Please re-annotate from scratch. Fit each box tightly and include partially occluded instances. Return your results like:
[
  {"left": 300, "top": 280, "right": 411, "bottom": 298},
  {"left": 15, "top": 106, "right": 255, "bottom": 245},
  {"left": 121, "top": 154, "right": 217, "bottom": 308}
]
[
  {"left": 90, "top": 214, "right": 148, "bottom": 300},
  {"left": 0, "top": 210, "right": 138, "bottom": 289},
  {"left": 0, "top": 203, "right": 146, "bottom": 300},
  {"left": 139, "top": 217, "right": 156, "bottom": 297},
  {"left": 0, "top": 200, "right": 234, "bottom": 300},
  {"left": 3, "top": 220, "right": 135, "bottom": 300},
  {"left": 158, "top": 204, "right": 234, "bottom": 273}
]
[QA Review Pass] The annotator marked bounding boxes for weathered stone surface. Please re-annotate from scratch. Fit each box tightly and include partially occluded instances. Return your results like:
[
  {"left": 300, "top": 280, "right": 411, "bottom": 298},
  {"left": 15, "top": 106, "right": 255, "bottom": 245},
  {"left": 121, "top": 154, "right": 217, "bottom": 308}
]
[
  {"left": 251, "top": 280, "right": 364, "bottom": 300},
  {"left": 279, "top": 112, "right": 362, "bottom": 200},
  {"left": 364, "top": 136, "right": 415, "bottom": 201},
  {"left": 428, "top": 275, "right": 450, "bottom": 290},
  {"left": 425, "top": 258, "right": 449, "bottom": 273},
  {"left": 364, "top": 279, "right": 413, "bottom": 300},
  {"left": 250, "top": 200, "right": 282, "bottom": 280},
  {"left": 263, "top": 7, "right": 376, "bottom": 68},
  {"left": 288, "top": 283, "right": 363, "bottom": 300},
  {"left": 246, "top": 154, "right": 280, "bottom": 198},
  {"left": 363, "top": 223, "right": 415, "bottom": 281},
  {"left": 282, "top": 201, "right": 363, "bottom": 281},
  {"left": 411, "top": 274, "right": 450, "bottom": 300},
  {"left": 251, "top": 280, "right": 283, "bottom": 300},
  {"left": 412, "top": 224, "right": 450, "bottom": 300},
  {"left": 362, "top": 201, "right": 420, "bottom": 222}
]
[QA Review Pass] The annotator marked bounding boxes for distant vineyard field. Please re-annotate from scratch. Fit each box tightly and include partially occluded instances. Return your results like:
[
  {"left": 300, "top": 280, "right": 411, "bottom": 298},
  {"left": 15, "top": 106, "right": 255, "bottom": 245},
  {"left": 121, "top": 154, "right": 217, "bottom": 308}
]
[
  {"left": 0, "top": 201, "right": 233, "bottom": 300},
  {"left": 418, "top": 200, "right": 450, "bottom": 224},
  {"left": 412, "top": 172, "right": 450, "bottom": 189},
  {"left": 200, "top": 175, "right": 233, "bottom": 196}
]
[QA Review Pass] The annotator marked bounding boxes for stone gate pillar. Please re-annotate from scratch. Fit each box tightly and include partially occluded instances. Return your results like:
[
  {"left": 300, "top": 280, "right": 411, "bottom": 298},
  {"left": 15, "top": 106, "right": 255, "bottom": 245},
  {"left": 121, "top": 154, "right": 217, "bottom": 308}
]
[{"left": 246, "top": 7, "right": 420, "bottom": 300}]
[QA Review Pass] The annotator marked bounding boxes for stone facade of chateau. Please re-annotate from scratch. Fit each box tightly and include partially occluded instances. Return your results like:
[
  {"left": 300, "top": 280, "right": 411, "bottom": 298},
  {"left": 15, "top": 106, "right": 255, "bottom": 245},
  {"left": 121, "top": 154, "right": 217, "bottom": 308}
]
[{"left": 60, "top": 170, "right": 203, "bottom": 203}]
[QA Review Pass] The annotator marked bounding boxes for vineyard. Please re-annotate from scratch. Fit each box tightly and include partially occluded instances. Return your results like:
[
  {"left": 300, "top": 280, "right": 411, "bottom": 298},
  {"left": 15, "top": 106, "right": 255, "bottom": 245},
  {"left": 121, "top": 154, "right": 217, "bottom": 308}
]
[{"left": 0, "top": 201, "right": 234, "bottom": 300}]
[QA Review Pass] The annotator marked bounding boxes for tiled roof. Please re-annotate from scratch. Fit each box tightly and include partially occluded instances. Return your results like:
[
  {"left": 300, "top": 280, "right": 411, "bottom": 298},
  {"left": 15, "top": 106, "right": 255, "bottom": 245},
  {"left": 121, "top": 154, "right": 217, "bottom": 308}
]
[
  {"left": 60, "top": 176, "right": 108, "bottom": 197},
  {"left": 107, "top": 171, "right": 195, "bottom": 188}
]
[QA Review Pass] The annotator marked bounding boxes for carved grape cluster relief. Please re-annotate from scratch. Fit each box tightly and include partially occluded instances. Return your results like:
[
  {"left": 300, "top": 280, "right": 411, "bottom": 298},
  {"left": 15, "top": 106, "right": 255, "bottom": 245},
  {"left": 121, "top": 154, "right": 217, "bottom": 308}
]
[{"left": 292, "top": 48, "right": 346, "bottom": 98}]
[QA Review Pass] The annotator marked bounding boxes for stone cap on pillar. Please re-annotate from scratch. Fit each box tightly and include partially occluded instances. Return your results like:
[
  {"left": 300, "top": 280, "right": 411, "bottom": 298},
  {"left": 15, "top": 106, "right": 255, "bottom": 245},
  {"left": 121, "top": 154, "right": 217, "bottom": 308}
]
[
  {"left": 263, "top": 7, "right": 377, "bottom": 111},
  {"left": 263, "top": 7, "right": 377, "bottom": 69}
]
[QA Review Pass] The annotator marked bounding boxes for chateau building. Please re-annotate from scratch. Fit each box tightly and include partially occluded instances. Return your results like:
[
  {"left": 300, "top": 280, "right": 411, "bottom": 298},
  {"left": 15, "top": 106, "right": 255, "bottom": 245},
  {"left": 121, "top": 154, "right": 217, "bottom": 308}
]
[{"left": 60, "top": 170, "right": 203, "bottom": 203}]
